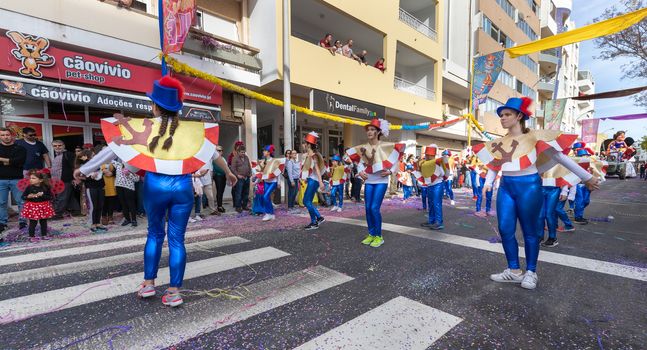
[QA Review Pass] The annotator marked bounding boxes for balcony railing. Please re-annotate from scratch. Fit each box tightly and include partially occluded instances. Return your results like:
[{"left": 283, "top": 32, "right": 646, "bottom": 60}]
[
  {"left": 184, "top": 28, "right": 262, "bottom": 73},
  {"left": 399, "top": 8, "right": 437, "bottom": 41},
  {"left": 541, "top": 48, "right": 560, "bottom": 57},
  {"left": 394, "top": 76, "right": 436, "bottom": 101}
]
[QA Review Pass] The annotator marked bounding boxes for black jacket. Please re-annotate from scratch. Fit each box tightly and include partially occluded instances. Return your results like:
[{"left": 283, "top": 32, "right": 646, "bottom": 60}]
[
  {"left": 53, "top": 150, "right": 76, "bottom": 182},
  {"left": 21, "top": 184, "right": 53, "bottom": 202},
  {"left": 0, "top": 143, "right": 26, "bottom": 180}
]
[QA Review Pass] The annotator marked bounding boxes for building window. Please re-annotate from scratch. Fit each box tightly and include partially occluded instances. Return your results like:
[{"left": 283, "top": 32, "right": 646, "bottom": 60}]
[
  {"left": 483, "top": 16, "right": 515, "bottom": 48},
  {"left": 499, "top": 70, "right": 516, "bottom": 90},
  {"left": 516, "top": 79, "right": 536, "bottom": 98},
  {"left": 517, "top": 17, "right": 538, "bottom": 41},
  {"left": 484, "top": 98, "right": 504, "bottom": 113},
  {"left": 525, "top": 0, "right": 537, "bottom": 14},
  {"left": 496, "top": 0, "right": 516, "bottom": 20},
  {"left": 518, "top": 55, "right": 538, "bottom": 73}
]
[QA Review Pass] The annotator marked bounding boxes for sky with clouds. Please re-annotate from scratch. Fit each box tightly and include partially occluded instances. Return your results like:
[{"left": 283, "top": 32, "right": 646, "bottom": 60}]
[{"left": 569, "top": 0, "right": 647, "bottom": 142}]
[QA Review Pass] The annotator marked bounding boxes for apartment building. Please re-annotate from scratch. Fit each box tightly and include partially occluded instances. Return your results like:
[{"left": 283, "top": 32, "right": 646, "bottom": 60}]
[
  {"left": 0, "top": 0, "right": 261, "bottom": 157},
  {"left": 251, "top": 0, "right": 446, "bottom": 157},
  {"left": 474, "top": 0, "right": 541, "bottom": 136}
]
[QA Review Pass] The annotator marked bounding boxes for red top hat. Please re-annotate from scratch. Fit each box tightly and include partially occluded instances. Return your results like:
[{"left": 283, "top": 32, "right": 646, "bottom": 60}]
[
  {"left": 364, "top": 118, "right": 381, "bottom": 131},
  {"left": 425, "top": 144, "right": 438, "bottom": 156},
  {"left": 304, "top": 131, "right": 319, "bottom": 145}
]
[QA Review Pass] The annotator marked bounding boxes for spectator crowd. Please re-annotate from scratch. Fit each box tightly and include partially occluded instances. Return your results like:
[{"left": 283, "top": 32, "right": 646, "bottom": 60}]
[{"left": 318, "top": 33, "right": 386, "bottom": 72}]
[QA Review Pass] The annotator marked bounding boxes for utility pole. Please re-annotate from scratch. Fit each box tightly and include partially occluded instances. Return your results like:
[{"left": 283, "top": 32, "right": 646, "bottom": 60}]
[{"left": 282, "top": 0, "right": 293, "bottom": 152}]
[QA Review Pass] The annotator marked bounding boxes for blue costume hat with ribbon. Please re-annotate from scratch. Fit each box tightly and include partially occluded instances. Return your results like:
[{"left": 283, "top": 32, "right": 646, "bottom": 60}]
[
  {"left": 576, "top": 148, "right": 591, "bottom": 157},
  {"left": 331, "top": 155, "right": 342, "bottom": 163},
  {"left": 497, "top": 97, "right": 533, "bottom": 121},
  {"left": 146, "top": 75, "right": 184, "bottom": 112}
]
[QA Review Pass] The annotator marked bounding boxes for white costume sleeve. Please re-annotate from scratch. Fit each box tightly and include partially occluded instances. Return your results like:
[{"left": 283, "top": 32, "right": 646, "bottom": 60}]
[
  {"left": 552, "top": 152, "right": 593, "bottom": 182},
  {"left": 567, "top": 185, "right": 577, "bottom": 201},
  {"left": 80, "top": 147, "right": 117, "bottom": 176},
  {"left": 560, "top": 186, "right": 569, "bottom": 197},
  {"left": 484, "top": 169, "right": 498, "bottom": 187}
]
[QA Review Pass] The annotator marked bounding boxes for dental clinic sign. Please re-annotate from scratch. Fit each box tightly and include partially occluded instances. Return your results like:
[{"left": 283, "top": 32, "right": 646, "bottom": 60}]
[
  {"left": 310, "top": 89, "right": 385, "bottom": 121},
  {"left": 0, "top": 30, "right": 221, "bottom": 105}
]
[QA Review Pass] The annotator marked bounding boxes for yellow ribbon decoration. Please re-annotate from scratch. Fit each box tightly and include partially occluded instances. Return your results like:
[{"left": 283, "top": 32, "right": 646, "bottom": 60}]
[{"left": 506, "top": 7, "right": 647, "bottom": 58}]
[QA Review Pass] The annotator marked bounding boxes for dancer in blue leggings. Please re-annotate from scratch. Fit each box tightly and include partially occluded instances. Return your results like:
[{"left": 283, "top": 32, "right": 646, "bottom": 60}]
[
  {"left": 347, "top": 119, "right": 404, "bottom": 248},
  {"left": 77, "top": 76, "right": 236, "bottom": 306},
  {"left": 419, "top": 145, "right": 445, "bottom": 230},
  {"left": 556, "top": 185, "right": 576, "bottom": 232},
  {"left": 301, "top": 131, "right": 325, "bottom": 230},
  {"left": 259, "top": 145, "right": 284, "bottom": 222},
  {"left": 475, "top": 97, "right": 599, "bottom": 290},
  {"left": 441, "top": 149, "right": 456, "bottom": 206},
  {"left": 474, "top": 164, "right": 493, "bottom": 217}
]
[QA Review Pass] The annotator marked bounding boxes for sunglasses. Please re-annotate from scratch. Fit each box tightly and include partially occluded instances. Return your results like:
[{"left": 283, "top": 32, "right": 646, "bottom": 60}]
[{"left": 217, "top": 149, "right": 223, "bottom": 152}]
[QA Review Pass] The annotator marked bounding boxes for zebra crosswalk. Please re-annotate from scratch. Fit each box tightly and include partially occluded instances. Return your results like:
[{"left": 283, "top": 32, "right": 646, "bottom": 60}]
[{"left": 0, "top": 229, "right": 464, "bottom": 350}]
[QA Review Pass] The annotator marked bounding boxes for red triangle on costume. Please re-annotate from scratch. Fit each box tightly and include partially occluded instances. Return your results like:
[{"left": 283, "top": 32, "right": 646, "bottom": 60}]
[
  {"left": 101, "top": 120, "right": 122, "bottom": 144},
  {"left": 183, "top": 157, "right": 205, "bottom": 174},
  {"left": 204, "top": 125, "right": 220, "bottom": 145},
  {"left": 129, "top": 154, "right": 157, "bottom": 173}
]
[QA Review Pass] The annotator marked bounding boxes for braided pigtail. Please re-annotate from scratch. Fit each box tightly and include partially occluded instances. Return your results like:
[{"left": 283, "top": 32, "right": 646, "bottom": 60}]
[
  {"left": 162, "top": 115, "right": 179, "bottom": 150},
  {"left": 148, "top": 115, "right": 169, "bottom": 153}
]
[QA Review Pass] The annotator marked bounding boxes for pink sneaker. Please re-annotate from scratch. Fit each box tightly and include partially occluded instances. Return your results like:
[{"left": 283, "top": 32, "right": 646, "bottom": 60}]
[
  {"left": 41, "top": 236, "right": 51, "bottom": 241},
  {"left": 474, "top": 211, "right": 487, "bottom": 218},
  {"left": 487, "top": 210, "right": 497, "bottom": 216},
  {"left": 161, "top": 290, "right": 183, "bottom": 307},
  {"left": 29, "top": 237, "right": 39, "bottom": 243},
  {"left": 137, "top": 283, "right": 156, "bottom": 298}
]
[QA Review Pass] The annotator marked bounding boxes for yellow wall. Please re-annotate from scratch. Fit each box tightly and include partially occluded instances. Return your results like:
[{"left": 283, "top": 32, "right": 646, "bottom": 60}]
[{"left": 282, "top": 0, "right": 444, "bottom": 120}]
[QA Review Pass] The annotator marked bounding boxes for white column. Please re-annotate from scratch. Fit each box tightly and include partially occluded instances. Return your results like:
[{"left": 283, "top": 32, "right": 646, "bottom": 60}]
[{"left": 244, "top": 98, "right": 258, "bottom": 161}]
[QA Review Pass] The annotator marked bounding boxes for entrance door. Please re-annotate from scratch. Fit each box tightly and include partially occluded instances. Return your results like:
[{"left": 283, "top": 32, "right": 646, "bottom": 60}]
[{"left": 327, "top": 129, "right": 343, "bottom": 157}]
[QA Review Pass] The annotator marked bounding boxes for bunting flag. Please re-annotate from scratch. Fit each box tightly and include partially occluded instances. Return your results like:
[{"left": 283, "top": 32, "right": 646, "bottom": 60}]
[
  {"left": 506, "top": 7, "right": 647, "bottom": 58},
  {"left": 570, "top": 86, "right": 647, "bottom": 100},
  {"left": 598, "top": 113, "right": 647, "bottom": 121},
  {"left": 544, "top": 99, "right": 567, "bottom": 131},
  {"left": 471, "top": 52, "right": 505, "bottom": 112},
  {"left": 581, "top": 118, "right": 600, "bottom": 143},
  {"left": 160, "top": 0, "right": 196, "bottom": 54}
]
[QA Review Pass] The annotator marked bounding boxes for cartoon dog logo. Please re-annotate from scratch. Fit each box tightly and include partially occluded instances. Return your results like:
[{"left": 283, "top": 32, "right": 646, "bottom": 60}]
[
  {"left": 6, "top": 31, "right": 55, "bottom": 79},
  {"left": 1, "top": 80, "right": 26, "bottom": 96}
]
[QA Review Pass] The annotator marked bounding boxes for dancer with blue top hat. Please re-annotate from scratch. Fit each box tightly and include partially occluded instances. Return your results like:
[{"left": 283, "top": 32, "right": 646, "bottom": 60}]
[
  {"left": 257, "top": 144, "right": 285, "bottom": 222},
  {"left": 572, "top": 146, "right": 607, "bottom": 225},
  {"left": 473, "top": 96, "right": 599, "bottom": 290},
  {"left": 346, "top": 119, "right": 405, "bottom": 247},
  {"left": 418, "top": 144, "right": 445, "bottom": 230},
  {"left": 75, "top": 75, "right": 237, "bottom": 306},
  {"left": 329, "top": 154, "right": 347, "bottom": 212},
  {"left": 441, "top": 149, "right": 456, "bottom": 206}
]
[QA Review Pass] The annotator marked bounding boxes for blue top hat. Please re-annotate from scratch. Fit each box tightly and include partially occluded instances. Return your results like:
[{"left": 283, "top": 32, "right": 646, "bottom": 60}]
[
  {"left": 496, "top": 97, "right": 533, "bottom": 120},
  {"left": 147, "top": 76, "right": 184, "bottom": 112},
  {"left": 331, "top": 155, "right": 342, "bottom": 163},
  {"left": 576, "top": 148, "right": 591, "bottom": 157},
  {"left": 442, "top": 150, "right": 451, "bottom": 157},
  {"left": 405, "top": 164, "right": 414, "bottom": 171}
]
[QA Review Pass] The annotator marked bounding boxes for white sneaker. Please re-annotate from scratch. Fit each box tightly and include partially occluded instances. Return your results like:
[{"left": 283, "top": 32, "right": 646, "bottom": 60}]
[
  {"left": 262, "top": 214, "right": 275, "bottom": 221},
  {"left": 336, "top": 207, "right": 343, "bottom": 213},
  {"left": 330, "top": 206, "right": 338, "bottom": 211},
  {"left": 450, "top": 200, "right": 455, "bottom": 205},
  {"left": 490, "top": 268, "right": 524, "bottom": 283},
  {"left": 270, "top": 214, "right": 276, "bottom": 221},
  {"left": 195, "top": 215, "right": 203, "bottom": 221},
  {"left": 521, "top": 271, "right": 538, "bottom": 290},
  {"left": 188, "top": 217, "right": 197, "bottom": 223}
]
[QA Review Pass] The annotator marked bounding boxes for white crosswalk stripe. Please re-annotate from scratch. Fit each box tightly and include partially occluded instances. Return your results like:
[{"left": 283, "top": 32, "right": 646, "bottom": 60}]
[
  {"left": 0, "top": 236, "right": 248, "bottom": 286},
  {"left": 295, "top": 296, "right": 463, "bottom": 350},
  {"left": 0, "top": 228, "right": 221, "bottom": 267}
]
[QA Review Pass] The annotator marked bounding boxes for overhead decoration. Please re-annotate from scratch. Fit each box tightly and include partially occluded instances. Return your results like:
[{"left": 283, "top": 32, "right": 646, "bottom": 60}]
[
  {"left": 597, "top": 113, "right": 647, "bottom": 121},
  {"left": 570, "top": 86, "right": 647, "bottom": 100},
  {"left": 471, "top": 52, "right": 505, "bottom": 113},
  {"left": 164, "top": 55, "right": 471, "bottom": 131},
  {"left": 506, "top": 7, "right": 647, "bottom": 58},
  {"left": 159, "top": 0, "right": 196, "bottom": 74},
  {"left": 544, "top": 99, "right": 567, "bottom": 131},
  {"left": 581, "top": 118, "right": 600, "bottom": 143}
]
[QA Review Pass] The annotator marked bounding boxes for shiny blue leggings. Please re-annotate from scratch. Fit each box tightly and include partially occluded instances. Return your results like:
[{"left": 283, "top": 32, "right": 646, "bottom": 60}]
[
  {"left": 143, "top": 172, "right": 193, "bottom": 288},
  {"left": 476, "top": 177, "right": 493, "bottom": 212},
  {"left": 365, "top": 183, "right": 388, "bottom": 237},
  {"left": 304, "top": 178, "right": 322, "bottom": 224},
  {"left": 444, "top": 179, "right": 454, "bottom": 200},
  {"left": 262, "top": 181, "right": 277, "bottom": 215},
  {"left": 403, "top": 185, "right": 413, "bottom": 199},
  {"left": 497, "top": 174, "right": 544, "bottom": 272},
  {"left": 574, "top": 184, "right": 590, "bottom": 220},
  {"left": 331, "top": 184, "right": 344, "bottom": 208},
  {"left": 427, "top": 182, "right": 443, "bottom": 226},
  {"left": 470, "top": 170, "right": 478, "bottom": 197},
  {"left": 539, "top": 186, "right": 561, "bottom": 239},
  {"left": 556, "top": 199, "right": 573, "bottom": 228},
  {"left": 420, "top": 186, "right": 428, "bottom": 209}
]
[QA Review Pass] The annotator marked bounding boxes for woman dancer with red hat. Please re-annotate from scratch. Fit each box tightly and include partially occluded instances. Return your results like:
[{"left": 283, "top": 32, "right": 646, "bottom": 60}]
[
  {"left": 346, "top": 119, "right": 405, "bottom": 247},
  {"left": 474, "top": 97, "right": 599, "bottom": 290},
  {"left": 258, "top": 144, "right": 284, "bottom": 222},
  {"left": 418, "top": 144, "right": 445, "bottom": 230},
  {"left": 76, "top": 76, "right": 237, "bottom": 306},
  {"left": 301, "top": 131, "right": 326, "bottom": 230}
]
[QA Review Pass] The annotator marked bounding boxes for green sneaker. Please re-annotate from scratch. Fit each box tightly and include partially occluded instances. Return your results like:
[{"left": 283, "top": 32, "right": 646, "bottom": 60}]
[
  {"left": 370, "top": 236, "right": 384, "bottom": 248},
  {"left": 361, "top": 235, "right": 375, "bottom": 245}
]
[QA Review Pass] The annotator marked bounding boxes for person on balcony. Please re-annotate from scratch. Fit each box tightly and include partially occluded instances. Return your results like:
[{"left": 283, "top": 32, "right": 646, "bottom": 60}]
[{"left": 318, "top": 33, "right": 335, "bottom": 54}]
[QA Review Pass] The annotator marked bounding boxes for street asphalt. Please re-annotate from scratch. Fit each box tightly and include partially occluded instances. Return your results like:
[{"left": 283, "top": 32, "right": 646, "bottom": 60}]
[{"left": 0, "top": 177, "right": 645, "bottom": 349}]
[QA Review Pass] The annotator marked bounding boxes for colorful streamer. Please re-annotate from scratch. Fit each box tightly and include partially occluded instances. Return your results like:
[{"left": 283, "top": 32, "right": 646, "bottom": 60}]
[
  {"left": 164, "top": 54, "right": 470, "bottom": 131},
  {"left": 506, "top": 7, "right": 647, "bottom": 58}
]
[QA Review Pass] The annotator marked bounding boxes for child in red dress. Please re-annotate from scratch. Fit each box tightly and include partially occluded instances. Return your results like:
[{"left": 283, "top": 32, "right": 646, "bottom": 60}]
[{"left": 21, "top": 170, "right": 55, "bottom": 243}]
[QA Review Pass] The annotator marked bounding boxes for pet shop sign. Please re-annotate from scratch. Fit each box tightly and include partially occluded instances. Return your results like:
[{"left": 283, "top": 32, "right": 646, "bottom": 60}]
[{"left": 0, "top": 31, "right": 221, "bottom": 105}]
